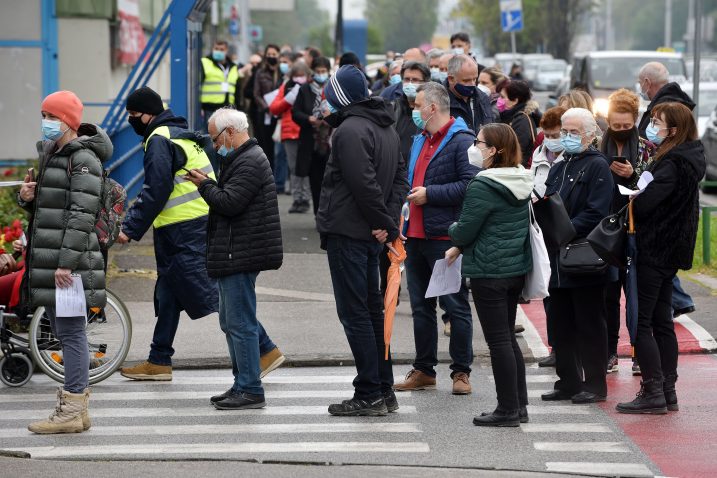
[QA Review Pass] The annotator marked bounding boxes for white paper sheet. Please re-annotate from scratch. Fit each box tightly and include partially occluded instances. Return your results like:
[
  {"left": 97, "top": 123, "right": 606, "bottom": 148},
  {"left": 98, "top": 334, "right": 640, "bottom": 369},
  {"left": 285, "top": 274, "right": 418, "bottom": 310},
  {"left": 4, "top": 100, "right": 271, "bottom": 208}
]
[
  {"left": 0, "top": 181, "right": 26, "bottom": 187},
  {"left": 55, "top": 274, "right": 87, "bottom": 319},
  {"left": 425, "top": 256, "right": 463, "bottom": 298},
  {"left": 263, "top": 88, "right": 280, "bottom": 108},
  {"left": 618, "top": 171, "right": 654, "bottom": 197}
]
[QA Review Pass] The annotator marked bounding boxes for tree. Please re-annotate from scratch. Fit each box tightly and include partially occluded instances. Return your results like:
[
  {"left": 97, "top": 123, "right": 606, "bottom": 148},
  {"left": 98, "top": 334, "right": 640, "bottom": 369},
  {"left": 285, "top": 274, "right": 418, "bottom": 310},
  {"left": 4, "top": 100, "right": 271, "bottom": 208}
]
[
  {"left": 249, "top": 0, "right": 329, "bottom": 50},
  {"left": 365, "top": 0, "right": 439, "bottom": 52}
]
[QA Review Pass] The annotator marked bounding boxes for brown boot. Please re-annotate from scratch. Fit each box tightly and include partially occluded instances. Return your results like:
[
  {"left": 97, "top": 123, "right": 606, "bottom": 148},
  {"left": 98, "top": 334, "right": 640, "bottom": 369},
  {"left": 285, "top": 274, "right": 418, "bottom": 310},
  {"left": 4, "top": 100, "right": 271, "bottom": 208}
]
[
  {"left": 452, "top": 372, "right": 472, "bottom": 395},
  {"left": 120, "top": 361, "right": 172, "bottom": 381},
  {"left": 260, "top": 347, "right": 286, "bottom": 379},
  {"left": 81, "top": 388, "right": 91, "bottom": 431},
  {"left": 393, "top": 369, "right": 436, "bottom": 391},
  {"left": 28, "top": 388, "right": 84, "bottom": 434}
]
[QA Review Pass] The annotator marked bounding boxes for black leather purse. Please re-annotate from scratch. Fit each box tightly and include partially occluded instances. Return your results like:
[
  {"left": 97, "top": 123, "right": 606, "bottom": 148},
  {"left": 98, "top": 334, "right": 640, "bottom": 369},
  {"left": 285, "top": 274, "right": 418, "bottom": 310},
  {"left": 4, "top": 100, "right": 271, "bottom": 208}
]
[
  {"left": 532, "top": 170, "right": 583, "bottom": 249},
  {"left": 587, "top": 204, "right": 628, "bottom": 268},
  {"left": 559, "top": 239, "right": 609, "bottom": 276}
]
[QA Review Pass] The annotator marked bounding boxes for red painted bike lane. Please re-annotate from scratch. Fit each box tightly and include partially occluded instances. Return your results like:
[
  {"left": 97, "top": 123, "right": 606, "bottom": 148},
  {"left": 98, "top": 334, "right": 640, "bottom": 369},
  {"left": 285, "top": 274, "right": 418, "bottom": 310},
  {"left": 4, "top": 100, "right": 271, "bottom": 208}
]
[{"left": 520, "top": 303, "right": 717, "bottom": 478}]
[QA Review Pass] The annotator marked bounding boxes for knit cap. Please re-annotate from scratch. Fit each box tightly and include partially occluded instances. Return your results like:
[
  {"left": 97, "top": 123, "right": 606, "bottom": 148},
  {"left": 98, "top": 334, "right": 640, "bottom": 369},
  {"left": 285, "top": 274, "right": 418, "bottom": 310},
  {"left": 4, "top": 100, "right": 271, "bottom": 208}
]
[
  {"left": 126, "top": 86, "right": 165, "bottom": 115},
  {"left": 324, "top": 65, "right": 369, "bottom": 109},
  {"left": 41, "top": 91, "right": 83, "bottom": 130}
]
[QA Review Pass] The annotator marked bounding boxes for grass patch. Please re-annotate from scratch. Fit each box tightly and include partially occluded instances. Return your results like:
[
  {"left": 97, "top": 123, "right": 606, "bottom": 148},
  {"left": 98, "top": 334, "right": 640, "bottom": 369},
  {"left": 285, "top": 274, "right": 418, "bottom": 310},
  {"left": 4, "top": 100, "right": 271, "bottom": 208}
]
[{"left": 692, "top": 210, "right": 717, "bottom": 276}]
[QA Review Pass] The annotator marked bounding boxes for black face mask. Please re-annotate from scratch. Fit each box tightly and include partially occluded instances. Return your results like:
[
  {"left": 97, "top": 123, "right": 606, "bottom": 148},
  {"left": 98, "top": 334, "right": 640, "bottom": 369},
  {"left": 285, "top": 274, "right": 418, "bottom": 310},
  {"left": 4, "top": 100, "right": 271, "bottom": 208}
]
[
  {"left": 128, "top": 116, "right": 148, "bottom": 137},
  {"left": 266, "top": 57, "right": 278, "bottom": 66},
  {"left": 609, "top": 127, "right": 634, "bottom": 143}
]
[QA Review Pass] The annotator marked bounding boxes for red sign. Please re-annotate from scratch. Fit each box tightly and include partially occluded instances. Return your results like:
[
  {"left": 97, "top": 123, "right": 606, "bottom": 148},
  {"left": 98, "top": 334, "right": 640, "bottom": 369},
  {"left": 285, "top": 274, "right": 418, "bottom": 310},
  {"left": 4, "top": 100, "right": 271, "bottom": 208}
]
[{"left": 117, "top": 0, "right": 147, "bottom": 65}]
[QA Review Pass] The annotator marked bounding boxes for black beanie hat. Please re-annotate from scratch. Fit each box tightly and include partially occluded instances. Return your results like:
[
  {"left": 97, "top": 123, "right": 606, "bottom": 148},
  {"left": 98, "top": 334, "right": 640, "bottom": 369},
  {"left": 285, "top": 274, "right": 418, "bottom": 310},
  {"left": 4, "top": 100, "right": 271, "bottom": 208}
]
[{"left": 126, "top": 86, "right": 164, "bottom": 115}]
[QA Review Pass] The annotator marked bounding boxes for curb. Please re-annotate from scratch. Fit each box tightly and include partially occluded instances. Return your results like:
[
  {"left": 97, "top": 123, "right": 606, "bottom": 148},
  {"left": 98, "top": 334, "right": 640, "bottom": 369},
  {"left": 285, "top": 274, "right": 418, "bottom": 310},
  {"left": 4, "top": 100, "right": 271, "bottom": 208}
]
[{"left": 0, "top": 450, "right": 30, "bottom": 459}]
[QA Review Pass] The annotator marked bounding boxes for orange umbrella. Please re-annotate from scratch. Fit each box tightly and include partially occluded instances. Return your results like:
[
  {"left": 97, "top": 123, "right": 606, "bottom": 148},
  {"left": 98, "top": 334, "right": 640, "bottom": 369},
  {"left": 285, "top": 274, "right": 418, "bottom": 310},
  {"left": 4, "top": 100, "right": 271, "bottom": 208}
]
[{"left": 383, "top": 203, "right": 409, "bottom": 360}]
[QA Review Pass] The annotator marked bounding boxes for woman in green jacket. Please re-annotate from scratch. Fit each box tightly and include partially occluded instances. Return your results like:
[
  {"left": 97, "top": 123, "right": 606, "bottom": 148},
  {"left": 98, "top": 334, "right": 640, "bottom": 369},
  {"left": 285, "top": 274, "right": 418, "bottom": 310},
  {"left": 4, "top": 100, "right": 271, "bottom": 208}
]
[{"left": 447, "top": 123, "right": 533, "bottom": 427}]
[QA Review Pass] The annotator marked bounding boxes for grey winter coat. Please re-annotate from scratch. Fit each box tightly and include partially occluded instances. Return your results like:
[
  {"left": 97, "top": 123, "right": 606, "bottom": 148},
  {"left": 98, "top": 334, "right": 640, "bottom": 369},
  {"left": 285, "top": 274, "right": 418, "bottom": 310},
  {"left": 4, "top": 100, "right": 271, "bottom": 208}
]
[{"left": 21, "top": 124, "right": 109, "bottom": 308}]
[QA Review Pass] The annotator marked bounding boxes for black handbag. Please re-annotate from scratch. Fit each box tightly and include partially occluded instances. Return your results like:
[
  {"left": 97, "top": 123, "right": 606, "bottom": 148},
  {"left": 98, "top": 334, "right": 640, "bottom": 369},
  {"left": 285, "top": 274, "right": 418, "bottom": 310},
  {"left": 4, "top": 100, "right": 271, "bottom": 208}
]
[
  {"left": 532, "top": 170, "right": 583, "bottom": 249},
  {"left": 587, "top": 204, "right": 628, "bottom": 268},
  {"left": 559, "top": 239, "right": 609, "bottom": 276}
]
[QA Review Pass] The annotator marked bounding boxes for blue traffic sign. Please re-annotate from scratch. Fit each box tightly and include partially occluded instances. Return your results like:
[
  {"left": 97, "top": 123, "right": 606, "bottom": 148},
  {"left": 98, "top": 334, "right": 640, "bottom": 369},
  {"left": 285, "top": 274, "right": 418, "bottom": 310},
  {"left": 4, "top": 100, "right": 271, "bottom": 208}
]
[
  {"left": 501, "top": 10, "right": 523, "bottom": 32},
  {"left": 229, "top": 19, "right": 239, "bottom": 36}
]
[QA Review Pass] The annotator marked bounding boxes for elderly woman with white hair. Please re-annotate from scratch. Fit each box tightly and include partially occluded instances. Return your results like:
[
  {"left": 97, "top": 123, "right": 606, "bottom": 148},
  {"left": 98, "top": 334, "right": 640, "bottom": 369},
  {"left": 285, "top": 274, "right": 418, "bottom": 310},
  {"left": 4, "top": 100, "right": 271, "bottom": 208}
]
[
  {"left": 540, "top": 107, "right": 615, "bottom": 405},
  {"left": 185, "top": 107, "right": 284, "bottom": 410}
]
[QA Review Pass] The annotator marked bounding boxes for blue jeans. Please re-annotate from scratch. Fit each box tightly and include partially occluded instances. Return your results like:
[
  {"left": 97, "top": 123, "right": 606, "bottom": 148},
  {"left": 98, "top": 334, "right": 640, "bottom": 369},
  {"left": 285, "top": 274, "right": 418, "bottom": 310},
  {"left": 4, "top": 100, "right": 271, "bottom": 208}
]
[
  {"left": 672, "top": 276, "right": 694, "bottom": 311},
  {"left": 274, "top": 142, "right": 288, "bottom": 193},
  {"left": 218, "top": 271, "right": 269, "bottom": 395},
  {"left": 46, "top": 306, "right": 88, "bottom": 394},
  {"left": 150, "top": 275, "right": 274, "bottom": 367},
  {"left": 326, "top": 235, "right": 393, "bottom": 400},
  {"left": 405, "top": 238, "right": 473, "bottom": 377}
]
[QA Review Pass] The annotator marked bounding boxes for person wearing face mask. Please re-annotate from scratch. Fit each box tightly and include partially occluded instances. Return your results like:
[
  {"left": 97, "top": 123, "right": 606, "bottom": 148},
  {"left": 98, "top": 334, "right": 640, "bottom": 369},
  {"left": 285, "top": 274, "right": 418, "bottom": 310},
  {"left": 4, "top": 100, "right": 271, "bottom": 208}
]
[
  {"left": 446, "top": 123, "right": 534, "bottom": 427},
  {"left": 22, "top": 91, "right": 106, "bottom": 434},
  {"left": 426, "top": 48, "right": 444, "bottom": 82},
  {"left": 200, "top": 40, "right": 239, "bottom": 130},
  {"left": 270, "top": 62, "right": 312, "bottom": 213},
  {"left": 540, "top": 108, "right": 614, "bottom": 405},
  {"left": 497, "top": 80, "right": 541, "bottom": 168},
  {"left": 253, "top": 44, "right": 283, "bottom": 172},
  {"left": 392, "top": 82, "right": 478, "bottom": 396},
  {"left": 376, "top": 60, "right": 405, "bottom": 99},
  {"left": 184, "top": 108, "right": 283, "bottom": 410},
  {"left": 616, "top": 102, "right": 705, "bottom": 415},
  {"left": 116, "top": 86, "right": 223, "bottom": 382},
  {"left": 292, "top": 56, "right": 334, "bottom": 215},
  {"left": 636, "top": 62, "right": 695, "bottom": 137},
  {"left": 478, "top": 67, "right": 507, "bottom": 122},
  {"left": 437, "top": 53, "right": 453, "bottom": 84},
  {"left": 445, "top": 55, "right": 493, "bottom": 133},
  {"left": 450, "top": 32, "right": 472, "bottom": 56}
]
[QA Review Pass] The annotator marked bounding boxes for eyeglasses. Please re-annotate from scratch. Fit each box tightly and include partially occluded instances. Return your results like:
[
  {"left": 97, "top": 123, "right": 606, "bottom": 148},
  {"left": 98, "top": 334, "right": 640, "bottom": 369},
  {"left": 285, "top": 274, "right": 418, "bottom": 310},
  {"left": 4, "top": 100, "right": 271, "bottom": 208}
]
[
  {"left": 560, "top": 129, "right": 584, "bottom": 137},
  {"left": 211, "top": 127, "right": 227, "bottom": 143},
  {"left": 474, "top": 139, "right": 491, "bottom": 147}
]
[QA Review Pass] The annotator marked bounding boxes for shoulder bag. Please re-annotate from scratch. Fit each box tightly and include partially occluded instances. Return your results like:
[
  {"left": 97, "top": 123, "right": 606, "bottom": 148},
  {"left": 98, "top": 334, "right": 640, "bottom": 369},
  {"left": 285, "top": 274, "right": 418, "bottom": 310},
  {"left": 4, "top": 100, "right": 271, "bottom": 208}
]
[
  {"left": 532, "top": 168, "right": 584, "bottom": 249},
  {"left": 587, "top": 203, "right": 628, "bottom": 268}
]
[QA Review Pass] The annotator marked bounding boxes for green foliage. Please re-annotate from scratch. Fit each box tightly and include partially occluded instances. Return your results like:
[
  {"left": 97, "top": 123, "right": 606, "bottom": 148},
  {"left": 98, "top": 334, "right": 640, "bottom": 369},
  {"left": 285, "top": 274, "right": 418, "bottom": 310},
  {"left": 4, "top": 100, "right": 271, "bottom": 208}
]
[
  {"left": 693, "top": 210, "right": 717, "bottom": 276},
  {"left": 308, "top": 24, "right": 335, "bottom": 58},
  {"left": 247, "top": 0, "right": 329, "bottom": 50},
  {"left": 365, "top": 0, "right": 438, "bottom": 52},
  {"left": 367, "top": 25, "right": 385, "bottom": 55}
]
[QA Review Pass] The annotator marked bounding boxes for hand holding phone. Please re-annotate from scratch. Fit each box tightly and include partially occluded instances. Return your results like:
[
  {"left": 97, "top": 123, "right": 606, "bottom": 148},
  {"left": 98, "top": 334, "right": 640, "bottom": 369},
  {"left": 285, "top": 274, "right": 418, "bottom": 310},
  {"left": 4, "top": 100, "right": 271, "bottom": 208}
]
[{"left": 612, "top": 156, "right": 628, "bottom": 164}]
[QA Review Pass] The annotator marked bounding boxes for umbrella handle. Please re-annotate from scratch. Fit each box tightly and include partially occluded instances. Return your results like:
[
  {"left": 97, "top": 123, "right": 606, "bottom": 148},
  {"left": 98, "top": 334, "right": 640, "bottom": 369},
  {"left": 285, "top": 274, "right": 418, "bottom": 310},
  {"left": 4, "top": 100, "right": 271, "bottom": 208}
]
[{"left": 628, "top": 199, "right": 635, "bottom": 234}]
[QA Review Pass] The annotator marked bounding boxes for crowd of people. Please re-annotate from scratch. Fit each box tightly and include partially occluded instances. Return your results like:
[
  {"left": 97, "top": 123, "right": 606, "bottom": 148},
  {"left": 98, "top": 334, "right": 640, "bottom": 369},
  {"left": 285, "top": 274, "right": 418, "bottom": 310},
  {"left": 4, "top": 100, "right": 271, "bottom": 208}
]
[{"left": 18, "top": 31, "right": 705, "bottom": 433}]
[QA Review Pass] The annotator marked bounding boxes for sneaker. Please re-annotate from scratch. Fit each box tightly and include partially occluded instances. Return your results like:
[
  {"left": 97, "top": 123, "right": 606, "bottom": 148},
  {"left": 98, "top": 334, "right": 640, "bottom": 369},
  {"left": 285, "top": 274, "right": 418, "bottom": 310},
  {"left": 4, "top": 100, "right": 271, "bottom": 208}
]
[
  {"left": 213, "top": 390, "right": 266, "bottom": 410},
  {"left": 538, "top": 351, "right": 556, "bottom": 368},
  {"left": 384, "top": 390, "right": 399, "bottom": 412},
  {"left": 607, "top": 354, "right": 619, "bottom": 373},
  {"left": 120, "top": 361, "right": 172, "bottom": 381},
  {"left": 452, "top": 372, "right": 472, "bottom": 395},
  {"left": 632, "top": 358, "right": 642, "bottom": 376},
  {"left": 443, "top": 321, "right": 451, "bottom": 337},
  {"left": 260, "top": 347, "right": 286, "bottom": 379},
  {"left": 328, "top": 397, "right": 388, "bottom": 416},
  {"left": 393, "top": 369, "right": 436, "bottom": 391},
  {"left": 210, "top": 388, "right": 235, "bottom": 404},
  {"left": 514, "top": 324, "right": 525, "bottom": 334},
  {"left": 288, "top": 202, "right": 302, "bottom": 213}
]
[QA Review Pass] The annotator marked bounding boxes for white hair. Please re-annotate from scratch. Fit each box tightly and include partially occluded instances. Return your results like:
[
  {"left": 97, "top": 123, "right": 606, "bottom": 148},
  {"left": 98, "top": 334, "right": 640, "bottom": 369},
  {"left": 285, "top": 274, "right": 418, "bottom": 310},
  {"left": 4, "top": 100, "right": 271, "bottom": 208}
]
[
  {"left": 561, "top": 107, "right": 598, "bottom": 135},
  {"left": 426, "top": 48, "right": 444, "bottom": 61},
  {"left": 447, "top": 54, "right": 477, "bottom": 77},
  {"left": 209, "top": 107, "right": 248, "bottom": 133},
  {"left": 639, "top": 62, "right": 670, "bottom": 85}
]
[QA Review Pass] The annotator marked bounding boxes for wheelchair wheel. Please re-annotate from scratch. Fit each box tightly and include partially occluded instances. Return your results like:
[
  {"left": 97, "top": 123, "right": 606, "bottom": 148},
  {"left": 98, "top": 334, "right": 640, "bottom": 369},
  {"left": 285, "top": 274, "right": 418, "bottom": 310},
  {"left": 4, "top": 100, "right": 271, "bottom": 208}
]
[
  {"left": 28, "top": 290, "right": 132, "bottom": 385},
  {"left": 0, "top": 353, "right": 33, "bottom": 387}
]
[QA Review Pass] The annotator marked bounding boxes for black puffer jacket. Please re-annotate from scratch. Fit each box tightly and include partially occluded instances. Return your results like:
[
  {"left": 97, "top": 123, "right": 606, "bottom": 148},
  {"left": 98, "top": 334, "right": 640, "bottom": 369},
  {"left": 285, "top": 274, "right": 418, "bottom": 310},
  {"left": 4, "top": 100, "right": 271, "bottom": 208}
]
[
  {"left": 317, "top": 97, "right": 409, "bottom": 244},
  {"left": 638, "top": 83, "right": 695, "bottom": 136},
  {"left": 633, "top": 140, "right": 706, "bottom": 270},
  {"left": 198, "top": 138, "right": 283, "bottom": 277},
  {"left": 500, "top": 101, "right": 540, "bottom": 167}
]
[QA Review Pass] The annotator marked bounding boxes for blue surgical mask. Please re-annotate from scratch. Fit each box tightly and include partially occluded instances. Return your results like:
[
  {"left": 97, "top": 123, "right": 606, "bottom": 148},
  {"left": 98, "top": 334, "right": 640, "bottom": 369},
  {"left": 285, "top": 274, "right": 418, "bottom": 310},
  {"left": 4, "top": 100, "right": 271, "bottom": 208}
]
[
  {"left": 279, "top": 63, "right": 289, "bottom": 75},
  {"left": 212, "top": 50, "right": 226, "bottom": 62},
  {"left": 217, "top": 136, "right": 234, "bottom": 157},
  {"left": 430, "top": 68, "right": 441, "bottom": 81},
  {"left": 452, "top": 47, "right": 465, "bottom": 55},
  {"left": 437, "top": 71, "right": 448, "bottom": 82},
  {"left": 314, "top": 73, "right": 328, "bottom": 84},
  {"left": 646, "top": 122, "right": 665, "bottom": 145},
  {"left": 389, "top": 74, "right": 402, "bottom": 85},
  {"left": 327, "top": 102, "right": 338, "bottom": 115},
  {"left": 412, "top": 110, "right": 425, "bottom": 130},
  {"left": 560, "top": 133, "right": 585, "bottom": 154},
  {"left": 403, "top": 83, "right": 418, "bottom": 99},
  {"left": 41, "top": 119, "right": 65, "bottom": 141},
  {"left": 544, "top": 138, "right": 564, "bottom": 153}
]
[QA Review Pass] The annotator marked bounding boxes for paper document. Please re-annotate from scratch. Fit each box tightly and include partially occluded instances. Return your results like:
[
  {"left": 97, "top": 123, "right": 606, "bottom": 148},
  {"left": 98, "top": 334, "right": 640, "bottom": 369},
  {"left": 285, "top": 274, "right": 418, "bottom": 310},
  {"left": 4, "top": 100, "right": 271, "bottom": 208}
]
[
  {"left": 425, "top": 256, "right": 463, "bottom": 298},
  {"left": 618, "top": 171, "right": 654, "bottom": 197},
  {"left": 55, "top": 274, "right": 87, "bottom": 319},
  {"left": 0, "top": 181, "right": 26, "bottom": 187},
  {"left": 263, "top": 88, "right": 280, "bottom": 108}
]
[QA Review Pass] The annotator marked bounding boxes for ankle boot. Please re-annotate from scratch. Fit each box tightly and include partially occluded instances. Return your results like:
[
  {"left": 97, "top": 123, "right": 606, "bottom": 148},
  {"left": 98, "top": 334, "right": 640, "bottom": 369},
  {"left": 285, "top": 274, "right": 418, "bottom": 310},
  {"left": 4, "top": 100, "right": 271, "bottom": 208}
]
[
  {"left": 81, "top": 388, "right": 91, "bottom": 430},
  {"left": 28, "top": 388, "right": 85, "bottom": 434},
  {"left": 663, "top": 374, "right": 678, "bottom": 411},
  {"left": 616, "top": 379, "right": 668, "bottom": 415}
]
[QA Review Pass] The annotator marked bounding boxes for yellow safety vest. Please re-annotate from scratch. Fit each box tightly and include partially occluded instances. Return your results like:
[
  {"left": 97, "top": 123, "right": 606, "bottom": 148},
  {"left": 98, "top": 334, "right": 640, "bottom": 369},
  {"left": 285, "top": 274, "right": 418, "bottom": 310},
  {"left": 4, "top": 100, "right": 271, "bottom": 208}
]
[
  {"left": 200, "top": 57, "right": 239, "bottom": 105},
  {"left": 145, "top": 126, "right": 216, "bottom": 229}
]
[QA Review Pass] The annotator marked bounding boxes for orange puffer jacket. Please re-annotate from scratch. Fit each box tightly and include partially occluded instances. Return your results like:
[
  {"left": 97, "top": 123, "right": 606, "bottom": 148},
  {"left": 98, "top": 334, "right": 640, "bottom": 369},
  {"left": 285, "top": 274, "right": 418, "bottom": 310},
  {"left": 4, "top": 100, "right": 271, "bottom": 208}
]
[{"left": 269, "top": 81, "right": 301, "bottom": 141}]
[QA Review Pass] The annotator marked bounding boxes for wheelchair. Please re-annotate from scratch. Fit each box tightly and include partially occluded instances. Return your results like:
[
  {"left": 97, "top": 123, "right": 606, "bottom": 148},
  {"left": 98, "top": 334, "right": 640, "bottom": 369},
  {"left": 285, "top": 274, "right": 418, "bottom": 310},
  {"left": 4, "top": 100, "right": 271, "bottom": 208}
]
[{"left": 0, "top": 289, "right": 132, "bottom": 387}]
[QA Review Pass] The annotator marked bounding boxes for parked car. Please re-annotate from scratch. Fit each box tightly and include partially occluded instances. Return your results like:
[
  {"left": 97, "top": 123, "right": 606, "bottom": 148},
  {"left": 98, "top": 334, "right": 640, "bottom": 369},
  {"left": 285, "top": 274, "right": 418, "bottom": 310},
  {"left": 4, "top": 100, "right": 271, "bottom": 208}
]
[
  {"left": 546, "top": 65, "right": 573, "bottom": 109},
  {"left": 522, "top": 53, "right": 554, "bottom": 85},
  {"left": 680, "top": 82, "right": 717, "bottom": 137},
  {"left": 534, "top": 59, "right": 568, "bottom": 91},
  {"left": 702, "top": 103, "right": 717, "bottom": 185},
  {"left": 495, "top": 52, "right": 523, "bottom": 74}
]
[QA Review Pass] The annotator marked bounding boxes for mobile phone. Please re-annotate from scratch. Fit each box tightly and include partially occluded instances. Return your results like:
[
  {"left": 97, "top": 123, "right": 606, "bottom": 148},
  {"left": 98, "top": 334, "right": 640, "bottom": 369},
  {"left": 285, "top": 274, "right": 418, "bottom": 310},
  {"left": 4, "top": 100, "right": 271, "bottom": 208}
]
[
  {"left": 27, "top": 167, "right": 35, "bottom": 182},
  {"left": 180, "top": 167, "right": 192, "bottom": 174},
  {"left": 612, "top": 156, "right": 628, "bottom": 164}
]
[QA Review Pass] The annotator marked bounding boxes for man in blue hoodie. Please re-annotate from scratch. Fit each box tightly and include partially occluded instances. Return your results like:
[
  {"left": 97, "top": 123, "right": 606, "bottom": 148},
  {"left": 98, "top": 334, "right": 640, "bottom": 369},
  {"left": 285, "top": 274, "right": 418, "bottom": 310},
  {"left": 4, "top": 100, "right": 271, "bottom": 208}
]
[{"left": 393, "top": 82, "right": 479, "bottom": 396}]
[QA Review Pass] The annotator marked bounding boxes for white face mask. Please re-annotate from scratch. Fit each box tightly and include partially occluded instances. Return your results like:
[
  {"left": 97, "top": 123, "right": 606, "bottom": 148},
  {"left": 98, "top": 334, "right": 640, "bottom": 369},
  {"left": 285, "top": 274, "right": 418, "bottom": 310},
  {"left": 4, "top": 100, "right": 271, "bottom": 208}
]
[{"left": 467, "top": 144, "right": 486, "bottom": 168}]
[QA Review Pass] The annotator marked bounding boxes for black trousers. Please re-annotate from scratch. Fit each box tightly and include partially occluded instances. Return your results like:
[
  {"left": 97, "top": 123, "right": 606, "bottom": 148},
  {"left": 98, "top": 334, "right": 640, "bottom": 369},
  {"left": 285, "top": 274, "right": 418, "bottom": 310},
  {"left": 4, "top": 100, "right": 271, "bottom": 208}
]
[
  {"left": 309, "top": 152, "right": 329, "bottom": 215},
  {"left": 634, "top": 263, "right": 678, "bottom": 382},
  {"left": 549, "top": 285, "right": 608, "bottom": 396},
  {"left": 472, "top": 276, "right": 527, "bottom": 411},
  {"left": 255, "top": 118, "right": 277, "bottom": 171}
]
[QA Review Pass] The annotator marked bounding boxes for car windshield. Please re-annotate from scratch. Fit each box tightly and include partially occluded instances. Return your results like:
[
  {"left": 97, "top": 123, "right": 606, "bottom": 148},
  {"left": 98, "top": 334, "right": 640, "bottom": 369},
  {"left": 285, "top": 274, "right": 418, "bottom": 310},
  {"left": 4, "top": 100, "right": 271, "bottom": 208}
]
[{"left": 590, "top": 57, "right": 686, "bottom": 89}]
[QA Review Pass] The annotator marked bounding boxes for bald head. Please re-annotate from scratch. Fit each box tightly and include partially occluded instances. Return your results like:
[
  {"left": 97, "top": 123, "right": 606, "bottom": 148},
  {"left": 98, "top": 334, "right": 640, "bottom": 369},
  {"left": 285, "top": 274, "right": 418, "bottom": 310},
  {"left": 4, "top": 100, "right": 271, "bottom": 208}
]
[
  {"left": 438, "top": 53, "right": 454, "bottom": 74},
  {"left": 638, "top": 62, "right": 670, "bottom": 100},
  {"left": 403, "top": 48, "right": 426, "bottom": 64}
]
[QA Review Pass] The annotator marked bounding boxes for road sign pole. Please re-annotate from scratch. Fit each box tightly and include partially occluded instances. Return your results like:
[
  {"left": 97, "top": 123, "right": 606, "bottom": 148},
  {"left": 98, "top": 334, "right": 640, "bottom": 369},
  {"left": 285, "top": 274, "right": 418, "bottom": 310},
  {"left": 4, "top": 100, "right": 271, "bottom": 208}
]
[
  {"left": 693, "top": 0, "right": 702, "bottom": 124},
  {"left": 511, "top": 31, "right": 516, "bottom": 59}
]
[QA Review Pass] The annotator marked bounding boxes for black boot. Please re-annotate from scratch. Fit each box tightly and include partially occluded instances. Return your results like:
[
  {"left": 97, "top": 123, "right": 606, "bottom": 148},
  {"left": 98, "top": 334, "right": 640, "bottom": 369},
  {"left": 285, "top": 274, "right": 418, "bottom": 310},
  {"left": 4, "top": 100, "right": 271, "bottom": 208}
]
[
  {"left": 663, "top": 374, "right": 678, "bottom": 411},
  {"left": 616, "top": 379, "right": 668, "bottom": 415},
  {"left": 473, "top": 408, "right": 520, "bottom": 427}
]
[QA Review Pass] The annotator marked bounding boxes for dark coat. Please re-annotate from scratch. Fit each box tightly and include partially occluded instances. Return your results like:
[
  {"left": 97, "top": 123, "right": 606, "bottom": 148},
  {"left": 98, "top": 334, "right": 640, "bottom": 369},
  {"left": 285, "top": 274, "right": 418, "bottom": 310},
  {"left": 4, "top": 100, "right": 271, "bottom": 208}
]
[
  {"left": 198, "top": 138, "right": 283, "bottom": 277},
  {"left": 291, "top": 82, "right": 319, "bottom": 177},
  {"left": 500, "top": 101, "right": 540, "bottom": 167},
  {"left": 406, "top": 116, "right": 478, "bottom": 238},
  {"left": 633, "top": 140, "right": 706, "bottom": 270},
  {"left": 544, "top": 147, "right": 615, "bottom": 288},
  {"left": 379, "top": 82, "right": 403, "bottom": 101},
  {"left": 391, "top": 95, "right": 419, "bottom": 162},
  {"left": 317, "top": 97, "right": 410, "bottom": 244},
  {"left": 23, "top": 124, "right": 108, "bottom": 308},
  {"left": 253, "top": 66, "right": 281, "bottom": 113},
  {"left": 122, "top": 109, "right": 218, "bottom": 319},
  {"left": 444, "top": 79, "right": 493, "bottom": 132},
  {"left": 638, "top": 82, "right": 695, "bottom": 136}
]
